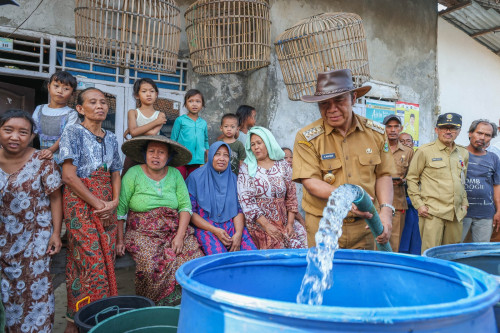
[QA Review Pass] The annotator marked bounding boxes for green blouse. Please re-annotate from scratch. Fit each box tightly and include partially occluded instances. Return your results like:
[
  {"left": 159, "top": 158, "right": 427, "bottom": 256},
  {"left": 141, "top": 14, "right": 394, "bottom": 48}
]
[{"left": 117, "top": 165, "right": 192, "bottom": 219}]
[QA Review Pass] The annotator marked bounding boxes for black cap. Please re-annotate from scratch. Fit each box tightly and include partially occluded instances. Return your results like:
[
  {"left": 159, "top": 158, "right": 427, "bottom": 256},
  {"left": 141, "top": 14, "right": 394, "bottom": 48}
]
[
  {"left": 436, "top": 113, "right": 462, "bottom": 128},
  {"left": 383, "top": 115, "right": 402, "bottom": 125}
]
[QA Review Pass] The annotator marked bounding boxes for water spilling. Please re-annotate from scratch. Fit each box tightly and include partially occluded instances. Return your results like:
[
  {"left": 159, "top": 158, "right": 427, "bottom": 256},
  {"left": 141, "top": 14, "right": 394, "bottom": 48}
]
[{"left": 296, "top": 184, "right": 362, "bottom": 305}]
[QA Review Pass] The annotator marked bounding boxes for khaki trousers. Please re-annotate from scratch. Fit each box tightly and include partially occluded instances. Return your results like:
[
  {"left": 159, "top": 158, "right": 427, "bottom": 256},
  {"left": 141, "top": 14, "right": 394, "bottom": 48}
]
[
  {"left": 389, "top": 210, "right": 405, "bottom": 253},
  {"left": 305, "top": 213, "right": 374, "bottom": 250},
  {"left": 419, "top": 214, "right": 462, "bottom": 254}
]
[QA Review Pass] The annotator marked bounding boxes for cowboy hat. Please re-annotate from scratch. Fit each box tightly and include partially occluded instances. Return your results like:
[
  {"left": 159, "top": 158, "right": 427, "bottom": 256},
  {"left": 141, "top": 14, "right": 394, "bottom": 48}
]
[
  {"left": 121, "top": 135, "right": 192, "bottom": 167},
  {"left": 301, "top": 69, "right": 371, "bottom": 103}
]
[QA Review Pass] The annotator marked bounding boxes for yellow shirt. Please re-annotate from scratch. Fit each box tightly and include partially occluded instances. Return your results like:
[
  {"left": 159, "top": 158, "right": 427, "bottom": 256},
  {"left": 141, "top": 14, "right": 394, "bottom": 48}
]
[
  {"left": 292, "top": 114, "right": 396, "bottom": 216},
  {"left": 406, "top": 139, "right": 469, "bottom": 221},
  {"left": 392, "top": 142, "right": 414, "bottom": 210}
]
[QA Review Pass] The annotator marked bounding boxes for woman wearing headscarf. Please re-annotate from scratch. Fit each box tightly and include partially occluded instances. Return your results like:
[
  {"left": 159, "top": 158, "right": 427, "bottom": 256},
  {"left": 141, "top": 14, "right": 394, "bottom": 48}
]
[
  {"left": 237, "top": 126, "right": 306, "bottom": 249},
  {"left": 187, "top": 141, "right": 256, "bottom": 254},
  {"left": 118, "top": 135, "right": 203, "bottom": 306}
]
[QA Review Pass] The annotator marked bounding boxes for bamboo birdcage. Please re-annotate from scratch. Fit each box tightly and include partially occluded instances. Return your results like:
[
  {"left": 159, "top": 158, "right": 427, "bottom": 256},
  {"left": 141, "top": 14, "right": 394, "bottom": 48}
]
[
  {"left": 74, "top": 0, "right": 181, "bottom": 73},
  {"left": 184, "top": 0, "right": 271, "bottom": 75},
  {"left": 275, "top": 13, "right": 370, "bottom": 101}
]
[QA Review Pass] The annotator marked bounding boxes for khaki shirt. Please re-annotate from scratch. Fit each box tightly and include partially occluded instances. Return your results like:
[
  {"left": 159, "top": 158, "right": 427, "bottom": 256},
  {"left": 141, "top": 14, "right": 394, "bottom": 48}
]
[
  {"left": 407, "top": 139, "right": 469, "bottom": 221},
  {"left": 292, "top": 114, "right": 396, "bottom": 216},
  {"left": 392, "top": 142, "right": 414, "bottom": 210}
]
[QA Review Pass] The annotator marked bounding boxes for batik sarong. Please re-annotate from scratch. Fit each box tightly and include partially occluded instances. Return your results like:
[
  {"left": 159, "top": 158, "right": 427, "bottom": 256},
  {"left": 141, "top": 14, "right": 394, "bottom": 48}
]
[
  {"left": 64, "top": 168, "right": 118, "bottom": 319},
  {"left": 125, "top": 207, "right": 203, "bottom": 305}
]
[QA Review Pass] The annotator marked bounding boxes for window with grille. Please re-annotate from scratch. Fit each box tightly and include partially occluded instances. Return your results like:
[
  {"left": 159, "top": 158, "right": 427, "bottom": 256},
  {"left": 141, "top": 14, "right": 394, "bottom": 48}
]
[{"left": 0, "top": 28, "right": 187, "bottom": 91}]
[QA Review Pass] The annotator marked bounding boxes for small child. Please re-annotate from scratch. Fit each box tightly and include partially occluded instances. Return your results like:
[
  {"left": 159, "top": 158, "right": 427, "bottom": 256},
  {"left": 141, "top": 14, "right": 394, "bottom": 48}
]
[
  {"left": 171, "top": 89, "right": 209, "bottom": 179},
  {"left": 236, "top": 105, "right": 257, "bottom": 145},
  {"left": 220, "top": 113, "right": 246, "bottom": 174},
  {"left": 122, "top": 78, "right": 167, "bottom": 175},
  {"left": 33, "top": 71, "right": 79, "bottom": 163}
]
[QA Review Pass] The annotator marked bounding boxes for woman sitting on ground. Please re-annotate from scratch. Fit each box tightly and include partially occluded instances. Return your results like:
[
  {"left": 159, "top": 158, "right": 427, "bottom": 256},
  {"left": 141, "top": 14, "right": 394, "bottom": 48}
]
[
  {"left": 237, "top": 126, "right": 306, "bottom": 249},
  {"left": 118, "top": 135, "right": 203, "bottom": 306},
  {"left": 186, "top": 141, "right": 257, "bottom": 255}
]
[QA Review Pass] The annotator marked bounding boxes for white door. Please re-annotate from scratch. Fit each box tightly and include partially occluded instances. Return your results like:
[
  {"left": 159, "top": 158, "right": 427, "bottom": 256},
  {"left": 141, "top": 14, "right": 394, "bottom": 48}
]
[{"left": 75, "top": 80, "right": 126, "bottom": 154}]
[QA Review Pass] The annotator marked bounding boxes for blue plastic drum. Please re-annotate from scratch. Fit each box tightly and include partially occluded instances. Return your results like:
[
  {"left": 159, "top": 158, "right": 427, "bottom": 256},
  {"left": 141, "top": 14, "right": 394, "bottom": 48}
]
[
  {"left": 176, "top": 249, "right": 499, "bottom": 332},
  {"left": 424, "top": 242, "right": 500, "bottom": 331}
]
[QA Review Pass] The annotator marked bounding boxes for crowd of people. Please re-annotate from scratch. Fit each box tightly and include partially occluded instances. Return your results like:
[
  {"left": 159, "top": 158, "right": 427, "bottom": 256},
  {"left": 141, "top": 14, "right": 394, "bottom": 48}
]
[{"left": 0, "top": 68, "right": 499, "bottom": 332}]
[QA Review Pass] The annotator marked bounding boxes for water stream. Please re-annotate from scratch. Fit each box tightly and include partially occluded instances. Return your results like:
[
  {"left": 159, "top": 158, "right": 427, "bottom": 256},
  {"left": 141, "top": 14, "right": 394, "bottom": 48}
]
[{"left": 296, "top": 184, "right": 362, "bottom": 305}]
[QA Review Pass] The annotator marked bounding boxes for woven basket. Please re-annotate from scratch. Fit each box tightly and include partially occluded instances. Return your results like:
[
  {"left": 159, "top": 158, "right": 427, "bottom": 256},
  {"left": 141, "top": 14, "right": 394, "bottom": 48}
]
[
  {"left": 74, "top": 0, "right": 181, "bottom": 72},
  {"left": 185, "top": 0, "right": 271, "bottom": 75},
  {"left": 275, "top": 13, "right": 370, "bottom": 101}
]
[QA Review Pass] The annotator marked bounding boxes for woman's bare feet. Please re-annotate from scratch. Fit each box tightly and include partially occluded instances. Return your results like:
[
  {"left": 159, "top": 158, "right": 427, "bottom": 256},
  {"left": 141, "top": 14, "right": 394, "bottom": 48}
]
[{"left": 64, "top": 320, "right": 79, "bottom": 333}]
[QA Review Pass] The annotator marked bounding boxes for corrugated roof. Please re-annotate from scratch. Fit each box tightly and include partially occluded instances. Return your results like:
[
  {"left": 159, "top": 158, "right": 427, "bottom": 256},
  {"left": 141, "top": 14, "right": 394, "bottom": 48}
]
[{"left": 440, "top": 0, "right": 500, "bottom": 55}]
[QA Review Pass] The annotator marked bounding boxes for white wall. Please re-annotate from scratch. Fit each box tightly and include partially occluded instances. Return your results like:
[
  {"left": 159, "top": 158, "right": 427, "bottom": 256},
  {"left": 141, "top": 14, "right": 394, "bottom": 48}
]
[{"left": 438, "top": 17, "right": 500, "bottom": 146}]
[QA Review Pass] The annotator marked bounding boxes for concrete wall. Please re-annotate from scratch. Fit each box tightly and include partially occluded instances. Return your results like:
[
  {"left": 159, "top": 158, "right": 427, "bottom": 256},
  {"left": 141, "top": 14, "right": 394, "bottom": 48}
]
[
  {"left": 185, "top": 0, "right": 439, "bottom": 147},
  {"left": 437, "top": 17, "right": 500, "bottom": 147},
  {"left": 1, "top": 0, "right": 438, "bottom": 146}
]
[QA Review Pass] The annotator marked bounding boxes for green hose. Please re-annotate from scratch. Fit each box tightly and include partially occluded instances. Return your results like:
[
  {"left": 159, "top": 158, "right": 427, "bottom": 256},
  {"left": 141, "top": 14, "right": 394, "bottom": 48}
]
[{"left": 352, "top": 185, "right": 392, "bottom": 252}]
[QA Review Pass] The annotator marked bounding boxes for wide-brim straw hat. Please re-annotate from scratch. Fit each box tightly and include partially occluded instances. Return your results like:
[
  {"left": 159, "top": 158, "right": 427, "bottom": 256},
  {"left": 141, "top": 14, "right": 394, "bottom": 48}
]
[
  {"left": 301, "top": 69, "right": 371, "bottom": 103},
  {"left": 121, "top": 135, "right": 192, "bottom": 167}
]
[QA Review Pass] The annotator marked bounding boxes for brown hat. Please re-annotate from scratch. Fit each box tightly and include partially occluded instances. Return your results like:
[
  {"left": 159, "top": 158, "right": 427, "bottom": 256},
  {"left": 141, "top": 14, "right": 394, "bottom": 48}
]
[
  {"left": 121, "top": 135, "right": 192, "bottom": 167},
  {"left": 301, "top": 69, "right": 371, "bottom": 103}
]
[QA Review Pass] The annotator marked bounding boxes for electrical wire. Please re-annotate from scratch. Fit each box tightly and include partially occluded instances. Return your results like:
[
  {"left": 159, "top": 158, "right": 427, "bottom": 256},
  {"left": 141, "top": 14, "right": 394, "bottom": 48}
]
[{"left": 6, "top": 0, "right": 45, "bottom": 38}]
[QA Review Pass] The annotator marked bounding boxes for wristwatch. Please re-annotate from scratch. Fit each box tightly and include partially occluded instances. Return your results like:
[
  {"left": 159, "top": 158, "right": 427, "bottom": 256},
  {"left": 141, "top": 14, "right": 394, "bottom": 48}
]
[{"left": 380, "top": 203, "right": 395, "bottom": 216}]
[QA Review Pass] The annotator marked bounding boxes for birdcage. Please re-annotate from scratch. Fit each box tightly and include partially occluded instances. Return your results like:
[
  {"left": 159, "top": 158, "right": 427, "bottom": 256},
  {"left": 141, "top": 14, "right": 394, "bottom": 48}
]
[
  {"left": 275, "top": 13, "right": 370, "bottom": 101},
  {"left": 184, "top": 0, "right": 271, "bottom": 75},
  {"left": 74, "top": 0, "right": 181, "bottom": 72}
]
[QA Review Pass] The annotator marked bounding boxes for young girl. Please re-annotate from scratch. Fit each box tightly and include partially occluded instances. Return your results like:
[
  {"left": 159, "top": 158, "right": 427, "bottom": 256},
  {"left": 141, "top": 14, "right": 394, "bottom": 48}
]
[
  {"left": 171, "top": 89, "right": 209, "bottom": 180},
  {"left": 33, "top": 71, "right": 79, "bottom": 163},
  {"left": 122, "top": 78, "right": 167, "bottom": 175},
  {"left": 0, "top": 110, "right": 63, "bottom": 333},
  {"left": 236, "top": 105, "right": 257, "bottom": 145}
]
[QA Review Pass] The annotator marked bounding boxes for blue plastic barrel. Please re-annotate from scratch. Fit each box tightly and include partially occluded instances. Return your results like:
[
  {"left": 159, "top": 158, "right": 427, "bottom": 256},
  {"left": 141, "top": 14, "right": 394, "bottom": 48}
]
[
  {"left": 176, "top": 249, "right": 499, "bottom": 332},
  {"left": 423, "top": 242, "right": 500, "bottom": 331},
  {"left": 423, "top": 242, "right": 500, "bottom": 275}
]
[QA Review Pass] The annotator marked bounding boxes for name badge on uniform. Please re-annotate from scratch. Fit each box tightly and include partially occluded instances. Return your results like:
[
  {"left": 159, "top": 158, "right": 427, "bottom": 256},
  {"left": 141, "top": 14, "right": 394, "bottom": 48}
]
[
  {"left": 321, "top": 153, "right": 336, "bottom": 160},
  {"left": 432, "top": 157, "right": 443, "bottom": 161}
]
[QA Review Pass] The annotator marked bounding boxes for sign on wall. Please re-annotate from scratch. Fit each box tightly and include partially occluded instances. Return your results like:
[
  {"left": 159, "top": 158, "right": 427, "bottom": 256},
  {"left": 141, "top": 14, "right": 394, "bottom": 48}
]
[
  {"left": 397, "top": 101, "right": 420, "bottom": 147},
  {"left": 365, "top": 99, "right": 396, "bottom": 123},
  {"left": 361, "top": 99, "right": 420, "bottom": 148}
]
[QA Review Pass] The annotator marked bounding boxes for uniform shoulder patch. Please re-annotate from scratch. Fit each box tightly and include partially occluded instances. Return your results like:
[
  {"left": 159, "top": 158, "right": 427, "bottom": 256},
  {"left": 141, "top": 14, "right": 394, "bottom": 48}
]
[
  {"left": 302, "top": 125, "right": 324, "bottom": 141},
  {"left": 365, "top": 119, "right": 385, "bottom": 134}
]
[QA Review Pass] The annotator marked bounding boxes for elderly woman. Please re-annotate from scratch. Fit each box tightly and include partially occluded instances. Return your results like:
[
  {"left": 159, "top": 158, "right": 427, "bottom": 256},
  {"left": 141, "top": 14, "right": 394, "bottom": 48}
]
[
  {"left": 0, "top": 110, "right": 63, "bottom": 332},
  {"left": 237, "top": 126, "right": 306, "bottom": 249},
  {"left": 187, "top": 141, "right": 257, "bottom": 255},
  {"left": 59, "top": 88, "right": 122, "bottom": 332},
  {"left": 118, "top": 135, "right": 203, "bottom": 306}
]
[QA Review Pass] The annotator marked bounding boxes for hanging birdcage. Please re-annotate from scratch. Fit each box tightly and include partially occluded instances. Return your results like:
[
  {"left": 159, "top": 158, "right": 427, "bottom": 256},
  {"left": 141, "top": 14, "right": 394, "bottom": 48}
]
[
  {"left": 184, "top": 0, "right": 271, "bottom": 75},
  {"left": 275, "top": 13, "right": 370, "bottom": 101},
  {"left": 74, "top": 0, "right": 181, "bottom": 72}
]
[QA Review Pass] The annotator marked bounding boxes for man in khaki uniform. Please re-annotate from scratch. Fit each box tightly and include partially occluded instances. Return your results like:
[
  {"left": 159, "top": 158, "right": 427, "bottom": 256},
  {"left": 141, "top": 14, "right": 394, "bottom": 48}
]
[
  {"left": 407, "top": 113, "right": 469, "bottom": 253},
  {"left": 292, "top": 69, "right": 396, "bottom": 249},
  {"left": 383, "top": 115, "right": 414, "bottom": 252}
]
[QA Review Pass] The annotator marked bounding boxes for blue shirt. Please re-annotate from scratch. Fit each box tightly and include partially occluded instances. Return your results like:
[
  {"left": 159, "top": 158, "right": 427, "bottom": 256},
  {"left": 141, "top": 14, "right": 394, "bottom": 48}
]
[
  {"left": 465, "top": 152, "right": 500, "bottom": 219},
  {"left": 59, "top": 124, "right": 122, "bottom": 178},
  {"left": 171, "top": 114, "right": 209, "bottom": 165}
]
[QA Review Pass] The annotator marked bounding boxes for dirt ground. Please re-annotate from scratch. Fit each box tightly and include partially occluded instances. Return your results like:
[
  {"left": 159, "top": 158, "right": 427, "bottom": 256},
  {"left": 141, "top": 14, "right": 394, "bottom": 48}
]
[{"left": 51, "top": 251, "right": 137, "bottom": 333}]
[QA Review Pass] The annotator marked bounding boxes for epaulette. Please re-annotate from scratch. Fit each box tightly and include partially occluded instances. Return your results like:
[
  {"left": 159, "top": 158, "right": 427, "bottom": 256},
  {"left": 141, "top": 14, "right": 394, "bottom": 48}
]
[
  {"left": 365, "top": 119, "right": 385, "bottom": 134},
  {"left": 303, "top": 125, "right": 324, "bottom": 141}
]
